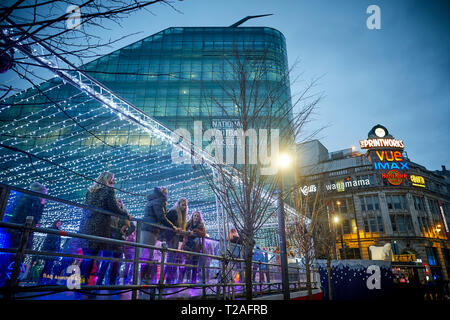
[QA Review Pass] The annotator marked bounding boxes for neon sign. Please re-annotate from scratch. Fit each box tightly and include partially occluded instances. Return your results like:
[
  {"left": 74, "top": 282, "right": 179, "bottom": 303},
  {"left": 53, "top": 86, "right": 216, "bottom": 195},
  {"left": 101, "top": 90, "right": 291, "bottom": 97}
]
[
  {"left": 410, "top": 175, "right": 425, "bottom": 188},
  {"left": 381, "top": 170, "right": 407, "bottom": 185},
  {"left": 373, "top": 150, "right": 409, "bottom": 170},
  {"left": 360, "top": 138, "right": 404, "bottom": 150}
]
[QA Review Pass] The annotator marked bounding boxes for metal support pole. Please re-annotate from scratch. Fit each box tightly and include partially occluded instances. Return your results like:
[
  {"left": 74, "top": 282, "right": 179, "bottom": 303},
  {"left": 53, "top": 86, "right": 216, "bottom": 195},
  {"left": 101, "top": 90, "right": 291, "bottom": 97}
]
[
  {"left": 352, "top": 193, "right": 363, "bottom": 259},
  {"left": 131, "top": 221, "right": 141, "bottom": 300},
  {"left": 0, "top": 185, "right": 10, "bottom": 222},
  {"left": 327, "top": 204, "right": 337, "bottom": 260},
  {"left": 259, "top": 261, "right": 262, "bottom": 295},
  {"left": 6, "top": 216, "right": 34, "bottom": 300},
  {"left": 277, "top": 178, "right": 290, "bottom": 300},
  {"left": 221, "top": 253, "right": 227, "bottom": 300},
  {"left": 201, "top": 238, "right": 206, "bottom": 298},
  {"left": 158, "top": 241, "right": 167, "bottom": 300}
]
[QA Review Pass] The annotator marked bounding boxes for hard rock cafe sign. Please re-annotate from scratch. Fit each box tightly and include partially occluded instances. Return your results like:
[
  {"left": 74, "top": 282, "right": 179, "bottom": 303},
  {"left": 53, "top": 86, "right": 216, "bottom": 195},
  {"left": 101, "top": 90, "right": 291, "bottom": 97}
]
[{"left": 381, "top": 170, "right": 407, "bottom": 186}]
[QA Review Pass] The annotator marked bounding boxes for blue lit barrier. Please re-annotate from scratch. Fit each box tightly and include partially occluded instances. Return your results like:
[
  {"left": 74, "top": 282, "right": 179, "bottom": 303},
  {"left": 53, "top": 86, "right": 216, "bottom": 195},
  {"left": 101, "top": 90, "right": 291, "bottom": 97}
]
[{"left": 316, "top": 259, "right": 393, "bottom": 300}]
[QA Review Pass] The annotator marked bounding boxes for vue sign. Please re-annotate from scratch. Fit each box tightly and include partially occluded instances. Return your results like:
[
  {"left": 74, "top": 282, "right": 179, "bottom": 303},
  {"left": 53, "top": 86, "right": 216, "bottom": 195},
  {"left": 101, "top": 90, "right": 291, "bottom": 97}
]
[{"left": 373, "top": 150, "right": 409, "bottom": 170}]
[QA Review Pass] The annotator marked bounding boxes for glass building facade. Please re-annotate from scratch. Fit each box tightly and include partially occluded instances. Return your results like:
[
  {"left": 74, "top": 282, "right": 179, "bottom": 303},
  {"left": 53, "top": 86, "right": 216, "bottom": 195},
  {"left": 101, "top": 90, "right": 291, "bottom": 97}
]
[{"left": 0, "top": 26, "right": 292, "bottom": 246}]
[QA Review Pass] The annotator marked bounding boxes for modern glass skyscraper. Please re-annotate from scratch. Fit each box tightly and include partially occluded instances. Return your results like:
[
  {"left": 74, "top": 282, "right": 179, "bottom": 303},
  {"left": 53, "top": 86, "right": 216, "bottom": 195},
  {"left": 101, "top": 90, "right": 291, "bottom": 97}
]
[
  {"left": 0, "top": 26, "right": 292, "bottom": 246},
  {"left": 82, "top": 26, "right": 291, "bottom": 132}
]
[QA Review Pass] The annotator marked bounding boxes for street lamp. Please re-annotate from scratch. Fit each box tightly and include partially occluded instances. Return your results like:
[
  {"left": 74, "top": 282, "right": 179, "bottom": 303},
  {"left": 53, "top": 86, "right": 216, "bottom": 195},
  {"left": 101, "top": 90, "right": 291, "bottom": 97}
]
[
  {"left": 276, "top": 152, "right": 291, "bottom": 300},
  {"left": 333, "top": 215, "right": 339, "bottom": 224},
  {"left": 436, "top": 224, "right": 442, "bottom": 237},
  {"left": 335, "top": 201, "right": 346, "bottom": 259},
  {"left": 333, "top": 213, "right": 345, "bottom": 260}
]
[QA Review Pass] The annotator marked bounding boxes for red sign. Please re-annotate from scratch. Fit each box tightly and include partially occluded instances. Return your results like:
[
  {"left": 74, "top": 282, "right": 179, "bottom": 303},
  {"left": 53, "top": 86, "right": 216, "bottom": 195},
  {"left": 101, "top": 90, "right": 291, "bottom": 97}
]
[
  {"left": 424, "top": 263, "right": 429, "bottom": 275},
  {"left": 381, "top": 170, "right": 407, "bottom": 185}
]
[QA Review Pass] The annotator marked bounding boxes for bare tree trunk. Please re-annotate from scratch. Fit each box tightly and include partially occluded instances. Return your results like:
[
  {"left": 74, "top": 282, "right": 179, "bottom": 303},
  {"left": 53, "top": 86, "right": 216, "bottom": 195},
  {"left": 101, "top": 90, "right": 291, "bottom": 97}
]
[
  {"left": 327, "top": 255, "right": 332, "bottom": 301},
  {"left": 305, "top": 258, "right": 312, "bottom": 300},
  {"left": 244, "top": 242, "right": 254, "bottom": 300}
]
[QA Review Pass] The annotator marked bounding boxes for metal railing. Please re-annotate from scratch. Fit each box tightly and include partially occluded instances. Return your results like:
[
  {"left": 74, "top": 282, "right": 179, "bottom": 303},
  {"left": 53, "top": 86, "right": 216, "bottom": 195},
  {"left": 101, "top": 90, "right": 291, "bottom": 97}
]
[{"left": 0, "top": 183, "right": 320, "bottom": 300}]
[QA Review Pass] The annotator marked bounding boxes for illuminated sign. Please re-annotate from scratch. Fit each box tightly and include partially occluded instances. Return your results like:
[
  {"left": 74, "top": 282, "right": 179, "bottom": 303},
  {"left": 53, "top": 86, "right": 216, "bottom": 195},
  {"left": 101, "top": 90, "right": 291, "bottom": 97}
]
[
  {"left": 360, "top": 138, "right": 404, "bottom": 150},
  {"left": 373, "top": 150, "right": 409, "bottom": 170},
  {"left": 300, "top": 185, "right": 317, "bottom": 196},
  {"left": 374, "top": 162, "right": 409, "bottom": 170},
  {"left": 381, "top": 170, "right": 407, "bottom": 185},
  {"left": 300, "top": 178, "right": 371, "bottom": 195},
  {"left": 336, "top": 179, "right": 345, "bottom": 192},
  {"left": 392, "top": 254, "right": 416, "bottom": 263},
  {"left": 325, "top": 178, "right": 371, "bottom": 191},
  {"left": 410, "top": 175, "right": 425, "bottom": 188}
]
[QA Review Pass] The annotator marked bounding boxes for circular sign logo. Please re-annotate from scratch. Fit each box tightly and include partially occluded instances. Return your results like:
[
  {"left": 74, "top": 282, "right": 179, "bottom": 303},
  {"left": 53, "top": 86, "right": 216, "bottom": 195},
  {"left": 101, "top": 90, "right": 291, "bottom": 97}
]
[{"left": 386, "top": 170, "right": 404, "bottom": 185}]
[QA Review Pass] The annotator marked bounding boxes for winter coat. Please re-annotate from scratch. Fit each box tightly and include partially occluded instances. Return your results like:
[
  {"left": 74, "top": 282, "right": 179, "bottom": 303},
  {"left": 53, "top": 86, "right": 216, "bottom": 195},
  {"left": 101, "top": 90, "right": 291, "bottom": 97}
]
[
  {"left": 142, "top": 187, "right": 174, "bottom": 232},
  {"left": 9, "top": 194, "right": 45, "bottom": 226},
  {"left": 123, "top": 226, "right": 136, "bottom": 258},
  {"left": 110, "top": 215, "right": 132, "bottom": 253},
  {"left": 79, "top": 186, "right": 128, "bottom": 251},
  {"left": 161, "top": 208, "right": 186, "bottom": 245},
  {"left": 41, "top": 223, "right": 61, "bottom": 253},
  {"left": 182, "top": 220, "right": 206, "bottom": 253}
]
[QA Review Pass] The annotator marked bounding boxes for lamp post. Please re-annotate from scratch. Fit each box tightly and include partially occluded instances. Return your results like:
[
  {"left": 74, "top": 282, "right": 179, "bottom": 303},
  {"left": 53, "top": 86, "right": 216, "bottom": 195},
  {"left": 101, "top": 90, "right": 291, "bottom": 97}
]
[
  {"left": 336, "top": 201, "right": 346, "bottom": 260},
  {"left": 332, "top": 215, "right": 341, "bottom": 259},
  {"left": 277, "top": 152, "right": 291, "bottom": 300}
]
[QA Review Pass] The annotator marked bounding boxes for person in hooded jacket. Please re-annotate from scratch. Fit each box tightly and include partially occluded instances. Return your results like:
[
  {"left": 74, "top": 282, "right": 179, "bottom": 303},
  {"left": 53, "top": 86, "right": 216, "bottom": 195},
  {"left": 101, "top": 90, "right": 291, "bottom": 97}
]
[
  {"left": 0, "top": 182, "right": 47, "bottom": 287},
  {"left": 9, "top": 182, "right": 48, "bottom": 249},
  {"left": 140, "top": 186, "right": 180, "bottom": 283}
]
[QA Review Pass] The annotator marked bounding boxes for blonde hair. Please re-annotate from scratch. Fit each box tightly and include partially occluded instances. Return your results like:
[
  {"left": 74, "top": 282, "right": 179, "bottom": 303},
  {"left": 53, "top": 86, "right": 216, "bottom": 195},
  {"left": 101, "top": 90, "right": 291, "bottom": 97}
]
[
  {"left": 88, "top": 172, "right": 114, "bottom": 193},
  {"left": 170, "top": 197, "right": 188, "bottom": 231}
]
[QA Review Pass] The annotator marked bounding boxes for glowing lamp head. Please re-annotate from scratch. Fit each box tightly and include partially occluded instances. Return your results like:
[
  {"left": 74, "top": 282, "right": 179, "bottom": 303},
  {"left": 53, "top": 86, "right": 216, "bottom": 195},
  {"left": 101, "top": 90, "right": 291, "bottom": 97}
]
[
  {"left": 278, "top": 153, "right": 292, "bottom": 170},
  {"left": 333, "top": 216, "right": 339, "bottom": 224}
]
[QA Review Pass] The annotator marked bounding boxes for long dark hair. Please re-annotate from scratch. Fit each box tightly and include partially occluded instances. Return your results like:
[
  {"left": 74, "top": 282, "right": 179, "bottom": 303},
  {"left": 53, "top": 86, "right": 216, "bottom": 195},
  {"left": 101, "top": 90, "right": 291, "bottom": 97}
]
[{"left": 187, "top": 210, "right": 204, "bottom": 229}]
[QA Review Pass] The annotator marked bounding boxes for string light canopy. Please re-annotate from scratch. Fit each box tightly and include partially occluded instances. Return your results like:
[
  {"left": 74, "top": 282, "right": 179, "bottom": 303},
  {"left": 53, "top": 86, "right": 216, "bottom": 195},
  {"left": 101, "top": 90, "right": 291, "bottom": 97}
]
[{"left": 0, "top": 25, "right": 295, "bottom": 245}]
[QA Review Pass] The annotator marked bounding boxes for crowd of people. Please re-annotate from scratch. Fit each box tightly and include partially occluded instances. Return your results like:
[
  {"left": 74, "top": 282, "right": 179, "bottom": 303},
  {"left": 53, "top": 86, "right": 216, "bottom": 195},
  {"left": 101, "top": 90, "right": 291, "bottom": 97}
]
[{"left": 1, "top": 172, "right": 213, "bottom": 286}]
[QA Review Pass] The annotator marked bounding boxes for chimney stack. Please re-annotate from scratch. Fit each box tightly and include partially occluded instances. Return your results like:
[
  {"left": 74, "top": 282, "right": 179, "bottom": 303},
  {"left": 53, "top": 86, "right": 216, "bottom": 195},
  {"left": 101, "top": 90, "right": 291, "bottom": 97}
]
[{"left": 442, "top": 165, "right": 447, "bottom": 172}]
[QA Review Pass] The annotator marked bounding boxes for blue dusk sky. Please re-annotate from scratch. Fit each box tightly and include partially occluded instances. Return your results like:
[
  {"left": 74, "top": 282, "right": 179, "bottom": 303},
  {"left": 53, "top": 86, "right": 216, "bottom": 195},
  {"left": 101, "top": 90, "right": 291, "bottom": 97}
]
[{"left": 3, "top": 0, "right": 449, "bottom": 171}]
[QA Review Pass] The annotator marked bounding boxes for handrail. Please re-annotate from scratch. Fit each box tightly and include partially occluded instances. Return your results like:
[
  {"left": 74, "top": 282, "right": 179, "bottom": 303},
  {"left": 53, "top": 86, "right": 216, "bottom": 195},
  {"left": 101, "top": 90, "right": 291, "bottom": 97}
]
[
  {"left": 0, "top": 184, "right": 320, "bottom": 300},
  {"left": 0, "top": 183, "right": 208, "bottom": 239},
  {"left": 0, "top": 221, "right": 295, "bottom": 269}
]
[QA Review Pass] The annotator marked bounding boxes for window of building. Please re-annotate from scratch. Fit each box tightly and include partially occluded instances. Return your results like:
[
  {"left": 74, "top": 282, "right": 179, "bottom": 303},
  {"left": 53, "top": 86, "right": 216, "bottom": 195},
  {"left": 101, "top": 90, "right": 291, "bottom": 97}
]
[
  {"left": 386, "top": 194, "right": 407, "bottom": 211},
  {"left": 413, "top": 195, "right": 425, "bottom": 211},
  {"left": 360, "top": 195, "right": 380, "bottom": 212},
  {"left": 377, "top": 216, "right": 384, "bottom": 232},
  {"left": 391, "top": 242, "right": 400, "bottom": 255},
  {"left": 390, "top": 214, "right": 414, "bottom": 234},
  {"left": 340, "top": 247, "right": 361, "bottom": 259},
  {"left": 343, "top": 219, "right": 350, "bottom": 234},
  {"left": 425, "top": 247, "right": 438, "bottom": 266},
  {"left": 333, "top": 198, "right": 349, "bottom": 213},
  {"left": 390, "top": 215, "right": 397, "bottom": 232},
  {"left": 428, "top": 198, "right": 440, "bottom": 218},
  {"left": 364, "top": 213, "right": 384, "bottom": 233}
]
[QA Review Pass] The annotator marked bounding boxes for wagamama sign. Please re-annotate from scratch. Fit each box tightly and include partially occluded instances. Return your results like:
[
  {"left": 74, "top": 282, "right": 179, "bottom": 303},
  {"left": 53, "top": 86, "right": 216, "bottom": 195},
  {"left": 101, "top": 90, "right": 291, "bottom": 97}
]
[{"left": 301, "top": 178, "right": 371, "bottom": 196}]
